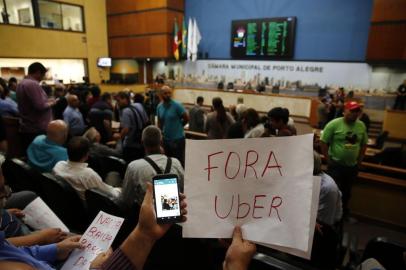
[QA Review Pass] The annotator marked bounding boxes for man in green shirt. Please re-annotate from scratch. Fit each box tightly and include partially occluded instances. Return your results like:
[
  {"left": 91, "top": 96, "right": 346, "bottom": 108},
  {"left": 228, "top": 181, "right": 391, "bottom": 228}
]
[{"left": 320, "top": 101, "right": 368, "bottom": 217}]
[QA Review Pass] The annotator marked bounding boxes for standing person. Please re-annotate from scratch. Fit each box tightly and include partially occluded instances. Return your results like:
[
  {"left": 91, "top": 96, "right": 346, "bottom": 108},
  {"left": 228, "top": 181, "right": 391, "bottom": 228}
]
[
  {"left": 393, "top": 79, "right": 406, "bottom": 110},
  {"left": 156, "top": 86, "right": 188, "bottom": 165},
  {"left": 63, "top": 94, "right": 86, "bottom": 136},
  {"left": 17, "top": 62, "right": 55, "bottom": 150},
  {"left": 205, "top": 97, "right": 235, "bottom": 139},
  {"left": 114, "top": 91, "right": 149, "bottom": 163},
  {"left": 320, "top": 101, "right": 368, "bottom": 218},
  {"left": 188, "top": 96, "right": 205, "bottom": 132}
]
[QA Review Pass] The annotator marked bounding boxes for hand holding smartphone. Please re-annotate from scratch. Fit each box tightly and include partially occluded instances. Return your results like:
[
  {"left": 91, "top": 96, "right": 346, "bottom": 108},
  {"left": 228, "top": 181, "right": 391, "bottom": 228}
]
[{"left": 152, "top": 174, "right": 182, "bottom": 224}]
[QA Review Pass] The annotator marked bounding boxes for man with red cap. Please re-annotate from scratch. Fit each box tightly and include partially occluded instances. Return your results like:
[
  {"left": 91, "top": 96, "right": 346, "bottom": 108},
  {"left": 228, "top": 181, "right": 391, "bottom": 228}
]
[{"left": 320, "top": 101, "right": 368, "bottom": 218}]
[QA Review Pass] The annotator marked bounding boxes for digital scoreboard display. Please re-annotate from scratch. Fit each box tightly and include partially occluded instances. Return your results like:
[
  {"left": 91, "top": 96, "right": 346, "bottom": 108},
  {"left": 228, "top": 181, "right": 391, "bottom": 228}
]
[{"left": 231, "top": 17, "right": 296, "bottom": 59}]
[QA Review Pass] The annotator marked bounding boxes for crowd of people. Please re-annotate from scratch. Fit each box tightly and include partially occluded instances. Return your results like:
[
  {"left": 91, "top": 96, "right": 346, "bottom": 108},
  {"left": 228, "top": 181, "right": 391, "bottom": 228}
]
[{"left": 0, "top": 61, "right": 389, "bottom": 269}]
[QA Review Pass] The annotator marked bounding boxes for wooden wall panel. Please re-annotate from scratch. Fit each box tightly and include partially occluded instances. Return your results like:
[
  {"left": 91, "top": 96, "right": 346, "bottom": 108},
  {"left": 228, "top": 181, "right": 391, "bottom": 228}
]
[
  {"left": 108, "top": 10, "right": 183, "bottom": 37},
  {"left": 371, "top": 0, "right": 406, "bottom": 22},
  {"left": 106, "top": 0, "right": 167, "bottom": 15},
  {"left": 109, "top": 35, "right": 172, "bottom": 58},
  {"left": 367, "top": 24, "right": 406, "bottom": 61},
  {"left": 167, "top": 0, "right": 184, "bottom": 11}
]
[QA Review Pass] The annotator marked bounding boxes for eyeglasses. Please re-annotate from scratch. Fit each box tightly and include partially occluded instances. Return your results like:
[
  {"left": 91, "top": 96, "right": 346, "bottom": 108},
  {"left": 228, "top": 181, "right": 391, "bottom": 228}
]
[{"left": 0, "top": 185, "right": 12, "bottom": 200}]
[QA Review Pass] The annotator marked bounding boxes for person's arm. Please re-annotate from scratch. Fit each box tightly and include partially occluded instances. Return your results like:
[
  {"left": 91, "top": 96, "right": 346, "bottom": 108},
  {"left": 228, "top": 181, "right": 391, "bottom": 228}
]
[
  {"left": 320, "top": 122, "right": 334, "bottom": 161},
  {"left": 89, "top": 171, "right": 121, "bottom": 198},
  {"left": 102, "top": 183, "right": 187, "bottom": 270},
  {"left": 26, "top": 83, "right": 53, "bottom": 111},
  {"left": 358, "top": 144, "right": 367, "bottom": 166},
  {"left": 7, "top": 228, "right": 67, "bottom": 247},
  {"left": 320, "top": 141, "right": 329, "bottom": 162},
  {"left": 182, "top": 112, "right": 189, "bottom": 126},
  {"left": 118, "top": 127, "right": 129, "bottom": 140},
  {"left": 223, "top": 226, "right": 256, "bottom": 270}
]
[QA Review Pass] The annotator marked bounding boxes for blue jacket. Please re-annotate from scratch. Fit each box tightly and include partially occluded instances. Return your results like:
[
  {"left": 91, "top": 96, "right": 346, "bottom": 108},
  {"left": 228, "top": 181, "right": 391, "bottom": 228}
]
[{"left": 27, "top": 135, "right": 68, "bottom": 173}]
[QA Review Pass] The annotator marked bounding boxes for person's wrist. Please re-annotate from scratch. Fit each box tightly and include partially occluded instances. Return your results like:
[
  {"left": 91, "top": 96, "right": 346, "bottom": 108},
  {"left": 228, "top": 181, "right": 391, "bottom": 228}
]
[
  {"left": 223, "top": 259, "right": 248, "bottom": 270},
  {"left": 130, "top": 227, "right": 157, "bottom": 247}
]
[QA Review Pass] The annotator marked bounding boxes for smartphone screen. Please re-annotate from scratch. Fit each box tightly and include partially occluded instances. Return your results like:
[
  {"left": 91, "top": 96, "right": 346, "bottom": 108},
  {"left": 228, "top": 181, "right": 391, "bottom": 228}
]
[{"left": 153, "top": 174, "right": 181, "bottom": 223}]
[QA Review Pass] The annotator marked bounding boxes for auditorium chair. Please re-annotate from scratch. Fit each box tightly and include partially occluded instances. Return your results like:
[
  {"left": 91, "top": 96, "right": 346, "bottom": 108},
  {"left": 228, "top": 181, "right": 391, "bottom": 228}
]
[
  {"left": 38, "top": 173, "right": 88, "bottom": 232},
  {"left": 361, "top": 237, "right": 406, "bottom": 270},
  {"left": 2, "top": 158, "right": 43, "bottom": 196},
  {"left": 112, "top": 200, "right": 140, "bottom": 249},
  {"left": 88, "top": 155, "right": 127, "bottom": 180},
  {"left": 85, "top": 188, "right": 124, "bottom": 221}
]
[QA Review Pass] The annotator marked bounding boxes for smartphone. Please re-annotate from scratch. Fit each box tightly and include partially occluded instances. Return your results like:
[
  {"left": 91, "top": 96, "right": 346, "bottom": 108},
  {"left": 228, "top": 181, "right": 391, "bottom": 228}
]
[{"left": 152, "top": 174, "right": 182, "bottom": 224}]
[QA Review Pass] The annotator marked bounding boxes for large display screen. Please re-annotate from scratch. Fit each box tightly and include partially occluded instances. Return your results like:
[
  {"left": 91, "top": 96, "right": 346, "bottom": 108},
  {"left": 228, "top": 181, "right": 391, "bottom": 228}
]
[{"left": 231, "top": 17, "right": 296, "bottom": 59}]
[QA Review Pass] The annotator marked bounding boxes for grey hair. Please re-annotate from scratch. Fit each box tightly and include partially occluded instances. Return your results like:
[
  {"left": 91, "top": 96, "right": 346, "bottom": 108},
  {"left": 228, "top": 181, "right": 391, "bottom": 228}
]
[
  {"left": 142, "top": 125, "right": 162, "bottom": 148},
  {"left": 313, "top": 151, "right": 322, "bottom": 175}
]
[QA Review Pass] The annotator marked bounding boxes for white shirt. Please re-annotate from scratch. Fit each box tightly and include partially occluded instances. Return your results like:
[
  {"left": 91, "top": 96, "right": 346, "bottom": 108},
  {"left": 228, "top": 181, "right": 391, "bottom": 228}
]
[
  {"left": 244, "top": 123, "right": 265, "bottom": 138},
  {"left": 53, "top": 160, "right": 121, "bottom": 201},
  {"left": 120, "top": 154, "right": 184, "bottom": 208}
]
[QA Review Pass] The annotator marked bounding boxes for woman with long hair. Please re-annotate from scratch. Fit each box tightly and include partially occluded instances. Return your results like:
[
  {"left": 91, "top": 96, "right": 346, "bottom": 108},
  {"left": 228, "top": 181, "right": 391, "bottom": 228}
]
[{"left": 205, "top": 97, "right": 235, "bottom": 139}]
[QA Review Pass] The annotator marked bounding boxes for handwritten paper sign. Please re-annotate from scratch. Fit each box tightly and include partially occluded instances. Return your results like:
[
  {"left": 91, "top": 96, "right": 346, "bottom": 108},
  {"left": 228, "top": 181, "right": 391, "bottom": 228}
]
[
  {"left": 183, "top": 134, "right": 319, "bottom": 257},
  {"left": 61, "top": 211, "right": 124, "bottom": 270},
  {"left": 23, "top": 197, "right": 69, "bottom": 232}
]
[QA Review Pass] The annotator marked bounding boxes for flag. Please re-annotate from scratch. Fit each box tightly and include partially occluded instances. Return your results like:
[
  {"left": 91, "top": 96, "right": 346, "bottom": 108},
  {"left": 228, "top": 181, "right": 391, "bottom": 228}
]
[
  {"left": 187, "top": 17, "right": 193, "bottom": 60},
  {"left": 173, "top": 18, "right": 180, "bottom": 61},
  {"left": 181, "top": 17, "right": 187, "bottom": 59},
  {"left": 191, "top": 18, "right": 202, "bottom": 62}
]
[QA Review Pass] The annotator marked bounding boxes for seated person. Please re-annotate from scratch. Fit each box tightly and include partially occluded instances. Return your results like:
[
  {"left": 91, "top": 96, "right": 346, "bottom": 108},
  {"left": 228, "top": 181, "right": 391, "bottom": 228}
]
[
  {"left": 120, "top": 125, "right": 184, "bottom": 209},
  {"left": 0, "top": 166, "right": 82, "bottom": 270},
  {"left": 311, "top": 151, "right": 343, "bottom": 268},
  {"left": 27, "top": 120, "right": 68, "bottom": 173},
  {"left": 241, "top": 108, "right": 264, "bottom": 138},
  {"left": 313, "top": 151, "right": 342, "bottom": 226},
  {"left": 267, "top": 107, "right": 295, "bottom": 136},
  {"left": 82, "top": 127, "right": 121, "bottom": 158},
  {"left": 53, "top": 136, "right": 121, "bottom": 201},
  {"left": 63, "top": 94, "right": 86, "bottom": 136}
]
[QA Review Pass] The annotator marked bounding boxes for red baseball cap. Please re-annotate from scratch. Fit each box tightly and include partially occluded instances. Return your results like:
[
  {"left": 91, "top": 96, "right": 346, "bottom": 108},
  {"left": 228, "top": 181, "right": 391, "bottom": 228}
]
[{"left": 345, "top": 101, "right": 361, "bottom": 111}]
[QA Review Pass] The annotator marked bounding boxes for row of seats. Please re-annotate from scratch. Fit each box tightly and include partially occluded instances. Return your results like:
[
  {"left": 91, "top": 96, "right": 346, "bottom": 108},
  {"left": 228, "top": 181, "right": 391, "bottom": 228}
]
[{"left": 2, "top": 158, "right": 135, "bottom": 233}]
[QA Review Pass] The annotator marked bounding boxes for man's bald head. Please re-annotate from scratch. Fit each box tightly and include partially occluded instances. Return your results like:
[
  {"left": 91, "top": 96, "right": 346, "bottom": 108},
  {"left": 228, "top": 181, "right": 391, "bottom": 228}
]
[
  {"left": 47, "top": 120, "right": 68, "bottom": 145},
  {"left": 161, "top": 86, "right": 172, "bottom": 102},
  {"left": 67, "top": 94, "right": 79, "bottom": 108}
]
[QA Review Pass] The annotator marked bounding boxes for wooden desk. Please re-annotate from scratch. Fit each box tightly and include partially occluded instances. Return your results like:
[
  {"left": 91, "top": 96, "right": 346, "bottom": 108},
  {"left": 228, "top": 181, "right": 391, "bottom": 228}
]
[
  {"left": 173, "top": 88, "right": 318, "bottom": 122},
  {"left": 383, "top": 110, "right": 406, "bottom": 141}
]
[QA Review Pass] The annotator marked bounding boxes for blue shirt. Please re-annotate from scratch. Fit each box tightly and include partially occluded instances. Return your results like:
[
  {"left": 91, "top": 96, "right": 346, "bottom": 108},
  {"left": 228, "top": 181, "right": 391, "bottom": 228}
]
[
  {"left": 0, "top": 231, "right": 57, "bottom": 270},
  {"left": 157, "top": 100, "right": 185, "bottom": 140},
  {"left": 0, "top": 97, "right": 18, "bottom": 116},
  {"left": 27, "top": 135, "right": 68, "bottom": 173},
  {"left": 63, "top": 106, "right": 86, "bottom": 136}
]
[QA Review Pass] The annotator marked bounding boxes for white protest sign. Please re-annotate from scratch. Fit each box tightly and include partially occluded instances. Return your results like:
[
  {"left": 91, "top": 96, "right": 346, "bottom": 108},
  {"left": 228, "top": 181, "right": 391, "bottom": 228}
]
[
  {"left": 183, "top": 134, "right": 317, "bottom": 254},
  {"left": 23, "top": 197, "right": 69, "bottom": 232},
  {"left": 254, "top": 176, "right": 321, "bottom": 259},
  {"left": 61, "top": 211, "right": 124, "bottom": 270}
]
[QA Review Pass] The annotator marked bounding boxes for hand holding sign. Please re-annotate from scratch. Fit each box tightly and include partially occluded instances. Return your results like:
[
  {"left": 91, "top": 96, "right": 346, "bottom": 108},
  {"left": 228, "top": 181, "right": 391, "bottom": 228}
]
[
  {"left": 183, "top": 135, "right": 319, "bottom": 258},
  {"left": 56, "top": 235, "right": 83, "bottom": 260},
  {"left": 223, "top": 226, "right": 257, "bottom": 270}
]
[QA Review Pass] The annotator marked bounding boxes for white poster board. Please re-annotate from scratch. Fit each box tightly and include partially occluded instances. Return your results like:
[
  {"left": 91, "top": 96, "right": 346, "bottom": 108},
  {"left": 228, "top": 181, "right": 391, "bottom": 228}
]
[
  {"left": 183, "top": 135, "right": 319, "bottom": 258},
  {"left": 61, "top": 211, "right": 124, "bottom": 270},
  {"left": 23, "top": 197, "right": 69, "bottom": 232}
]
